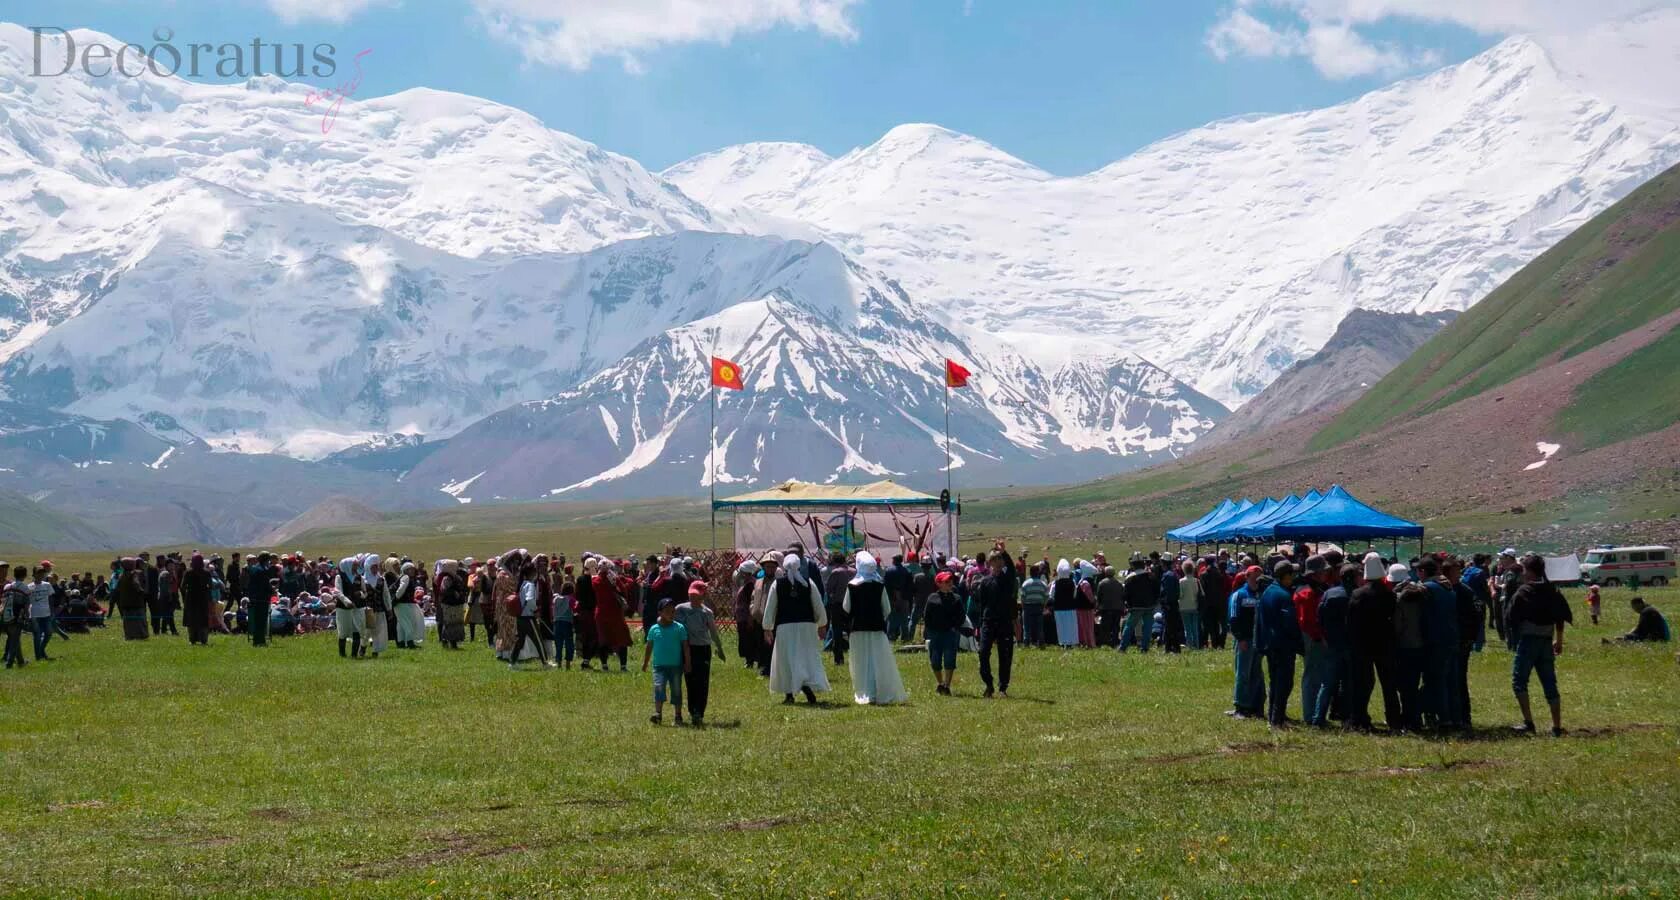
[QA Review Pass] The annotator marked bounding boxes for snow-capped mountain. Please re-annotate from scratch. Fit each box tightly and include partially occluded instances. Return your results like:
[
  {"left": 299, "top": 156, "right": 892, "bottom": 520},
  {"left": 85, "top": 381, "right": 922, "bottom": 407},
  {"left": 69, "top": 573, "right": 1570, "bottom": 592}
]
[
  {"left": 666, "top": 12, "right": 1680, "bottom": 406},
  {"left": 4, "top": 11, "right": 1680, "bottom": 511},
  {"left": 384, "top": 251, "right": 1223, "bottom": 501},
  {"left": 0, "top": 22, "right": 730, "bottom": 355}
]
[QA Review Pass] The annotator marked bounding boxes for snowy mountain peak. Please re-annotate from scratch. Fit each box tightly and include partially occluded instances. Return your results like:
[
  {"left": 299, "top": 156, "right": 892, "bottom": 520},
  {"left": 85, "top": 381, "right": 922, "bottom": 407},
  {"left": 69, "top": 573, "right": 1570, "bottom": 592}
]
[{"left": 668, "top": 14, "right": 1680, "bottom": 407}]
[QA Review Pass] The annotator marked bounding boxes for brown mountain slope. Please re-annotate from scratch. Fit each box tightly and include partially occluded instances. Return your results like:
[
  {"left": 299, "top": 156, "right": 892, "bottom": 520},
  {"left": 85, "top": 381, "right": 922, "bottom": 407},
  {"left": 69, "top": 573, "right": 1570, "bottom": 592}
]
[{"left": 1196, "top": 309, "right": 1455, "bottom": 451}]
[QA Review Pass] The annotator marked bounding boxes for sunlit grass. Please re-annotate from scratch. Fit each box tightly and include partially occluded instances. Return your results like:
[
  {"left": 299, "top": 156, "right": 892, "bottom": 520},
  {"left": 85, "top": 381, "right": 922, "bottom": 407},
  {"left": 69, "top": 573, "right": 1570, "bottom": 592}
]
[{"left": 2, "top": 587, "right": 1676, "bottom": 896}]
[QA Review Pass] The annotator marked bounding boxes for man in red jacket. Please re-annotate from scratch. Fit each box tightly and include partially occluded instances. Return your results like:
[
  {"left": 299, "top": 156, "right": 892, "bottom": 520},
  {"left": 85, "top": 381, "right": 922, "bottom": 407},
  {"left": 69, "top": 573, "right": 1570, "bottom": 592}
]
[{"left": 1295, "top": 555, "right": 1331, "bottom": 727}]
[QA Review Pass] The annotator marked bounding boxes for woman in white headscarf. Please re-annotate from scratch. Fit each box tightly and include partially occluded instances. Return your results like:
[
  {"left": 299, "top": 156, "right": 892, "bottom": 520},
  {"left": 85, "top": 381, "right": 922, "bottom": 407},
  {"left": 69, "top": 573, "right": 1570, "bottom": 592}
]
[
  {"left": 841, "top": 551, "right": 907, "bottom": 705},
  {"left": 1051, "top": 559, "right": 1079, "bottom": 648},
  {"left": 361, "top": 553, "right": 389, "bottom": 656},
  {"left": 763, "top": 552, "right": 830, "bottom": 704}
]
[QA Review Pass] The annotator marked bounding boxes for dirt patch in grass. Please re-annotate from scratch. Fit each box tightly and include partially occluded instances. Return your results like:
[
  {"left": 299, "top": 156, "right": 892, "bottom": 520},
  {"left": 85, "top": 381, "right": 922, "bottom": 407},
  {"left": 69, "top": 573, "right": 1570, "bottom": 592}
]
[
  {"left": 350, "top": 831, "right": 525, "bottom": 875},
  {"left": 1368, "top": 759, "right": 1502, "bottom": 777},
  {"left": 719, "top": 815, "right": 802, "bottom": 832},
  {"left": 1140, "top": 740, "right": 1283, "bottom": 765},
  {"left": 46, "top": 800, "right": 107, "bottom": 812},
  {"left": 1569, "top": 722, "right": 1664, "bottom": 738},
  {"left": 186, "top": 836, "right": 238, "bottom": 848},
  {"left": 250, "top": 807, "right": 299, "bottom": 823}
]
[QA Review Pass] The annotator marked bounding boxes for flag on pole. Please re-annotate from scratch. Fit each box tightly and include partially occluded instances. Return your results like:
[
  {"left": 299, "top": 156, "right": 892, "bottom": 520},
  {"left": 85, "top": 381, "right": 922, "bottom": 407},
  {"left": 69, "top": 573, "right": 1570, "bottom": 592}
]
[
  {"left": 944, "top": 358, "right": 972, "bottom": 389},
  {"left": 711, "top": 356, "right": 745, "bottom": 391}
]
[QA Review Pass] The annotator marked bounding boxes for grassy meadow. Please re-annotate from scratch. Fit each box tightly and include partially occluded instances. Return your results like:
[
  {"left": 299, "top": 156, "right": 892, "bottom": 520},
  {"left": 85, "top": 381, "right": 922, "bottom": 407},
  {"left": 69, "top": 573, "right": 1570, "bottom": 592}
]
[{"left": 2, "top": 585, "right": 1677, "bottom": 897}]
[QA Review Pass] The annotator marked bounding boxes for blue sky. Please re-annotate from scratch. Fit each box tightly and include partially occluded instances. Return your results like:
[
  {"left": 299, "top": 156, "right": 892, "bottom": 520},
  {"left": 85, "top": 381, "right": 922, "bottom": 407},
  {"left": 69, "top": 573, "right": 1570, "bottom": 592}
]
[{"left": 8, "top": 1, "right": 1643, "bottom": 174}]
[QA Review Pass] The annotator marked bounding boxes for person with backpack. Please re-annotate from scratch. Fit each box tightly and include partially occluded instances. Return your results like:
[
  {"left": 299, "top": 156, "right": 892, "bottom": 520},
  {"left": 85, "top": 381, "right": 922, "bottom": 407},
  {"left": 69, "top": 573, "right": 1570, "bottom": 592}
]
[
  {"left": 1506, "top": 554, "right": 1571, "bottom": 736},
  {"left": 3, "top": 565, "right": 29, "bottom": 669}
]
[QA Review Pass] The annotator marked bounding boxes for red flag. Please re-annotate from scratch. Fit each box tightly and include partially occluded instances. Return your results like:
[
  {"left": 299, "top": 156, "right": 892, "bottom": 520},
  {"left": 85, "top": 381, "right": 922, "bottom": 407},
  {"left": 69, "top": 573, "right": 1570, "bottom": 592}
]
[
  {"left": 944, "top": 358, "right": 972, "bottom": 389},
  {"left": 711, "top": 356, "right": 745, "bottom": 391}
]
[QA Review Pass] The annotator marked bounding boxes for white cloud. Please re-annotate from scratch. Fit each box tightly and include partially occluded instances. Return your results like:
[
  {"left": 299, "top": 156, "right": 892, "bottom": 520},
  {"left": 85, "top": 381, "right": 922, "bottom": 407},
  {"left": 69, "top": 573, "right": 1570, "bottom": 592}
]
[
  {"left": 266, "top": 0, "right": 394, "bottom": 25},
  {"left": 1206, "top": 0, "right": 1679, "bottom": 79},
  {"left": 473, "top": 0, "right": 863, "bottom": 72}
]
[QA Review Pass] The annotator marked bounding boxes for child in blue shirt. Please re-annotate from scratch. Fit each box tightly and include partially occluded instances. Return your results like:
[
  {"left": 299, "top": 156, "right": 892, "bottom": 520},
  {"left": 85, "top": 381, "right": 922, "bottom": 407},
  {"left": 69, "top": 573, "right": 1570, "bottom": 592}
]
[{"left": 641, "top": 599, "right": 691, "bottom": 725}]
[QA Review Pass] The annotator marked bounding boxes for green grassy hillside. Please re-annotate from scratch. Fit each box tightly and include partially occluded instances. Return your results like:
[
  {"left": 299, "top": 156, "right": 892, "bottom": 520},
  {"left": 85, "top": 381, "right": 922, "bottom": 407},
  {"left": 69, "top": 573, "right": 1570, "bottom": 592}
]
[
  {"left": 0, "top": 489, "right": 116, "bottom": 553},
  {"left": 1311, "top": 162, "right": 1680, "bottom": 451}
]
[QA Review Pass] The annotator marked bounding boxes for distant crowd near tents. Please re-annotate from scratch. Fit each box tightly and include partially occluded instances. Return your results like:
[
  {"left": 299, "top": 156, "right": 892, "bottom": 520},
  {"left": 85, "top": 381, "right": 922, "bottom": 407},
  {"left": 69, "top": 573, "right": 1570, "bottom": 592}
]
[{"left": 2, "top": 494, "right": 1671, "bottom": 737}]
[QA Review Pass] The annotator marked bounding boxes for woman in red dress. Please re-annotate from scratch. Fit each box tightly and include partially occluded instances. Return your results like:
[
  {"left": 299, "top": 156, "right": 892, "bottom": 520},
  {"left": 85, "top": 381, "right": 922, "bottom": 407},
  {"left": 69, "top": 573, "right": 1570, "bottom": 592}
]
[{"left": 592, "top": 559, "right": 633, "bottom": 671}]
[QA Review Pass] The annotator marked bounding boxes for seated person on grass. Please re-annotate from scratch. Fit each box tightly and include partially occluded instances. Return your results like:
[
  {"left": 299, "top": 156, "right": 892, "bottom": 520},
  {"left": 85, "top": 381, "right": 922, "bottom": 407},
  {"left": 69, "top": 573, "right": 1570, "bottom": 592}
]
[{"left": 1604, "top": 598, "right": 1669, "bottom": 644}]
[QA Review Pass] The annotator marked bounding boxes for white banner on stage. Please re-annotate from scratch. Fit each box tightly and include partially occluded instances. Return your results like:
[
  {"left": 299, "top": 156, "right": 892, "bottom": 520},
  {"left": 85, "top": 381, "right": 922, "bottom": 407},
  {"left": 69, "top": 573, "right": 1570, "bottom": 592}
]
[{"left": 732, "top": 507, "right": 957, "bottom": 560}]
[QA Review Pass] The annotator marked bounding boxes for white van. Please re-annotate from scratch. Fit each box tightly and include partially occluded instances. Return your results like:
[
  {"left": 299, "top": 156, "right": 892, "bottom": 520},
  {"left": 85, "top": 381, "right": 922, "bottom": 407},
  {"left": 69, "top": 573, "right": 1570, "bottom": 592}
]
[{"left": 1579, "top": 545, "right": 1675, "bottom": 587}]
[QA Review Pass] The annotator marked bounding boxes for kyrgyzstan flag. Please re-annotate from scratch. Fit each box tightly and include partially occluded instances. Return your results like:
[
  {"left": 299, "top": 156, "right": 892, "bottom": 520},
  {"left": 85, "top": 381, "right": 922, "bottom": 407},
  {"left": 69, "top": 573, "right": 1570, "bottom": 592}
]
[
  {"left": 944, "top": 358, "right": 972, "bottom": 389},
  {"left": 711, "top": 356, "right": 745, "bottom": 391}
]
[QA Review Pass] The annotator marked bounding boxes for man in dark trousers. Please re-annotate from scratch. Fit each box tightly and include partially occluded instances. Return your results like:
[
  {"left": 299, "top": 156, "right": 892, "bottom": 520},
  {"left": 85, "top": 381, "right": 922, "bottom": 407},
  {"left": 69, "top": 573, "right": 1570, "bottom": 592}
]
[
  {"left": 1346, "top": 556, "right": 1402, "bottom": 731},
  {"left": 973, "top": 540, "right": 1020, "bottom": 698},
  {"left": 245, "top": 553, "right": 276, "bottom": 646},
  {"left": 883, "top": 554, "right": 914, "bottom": 642}
]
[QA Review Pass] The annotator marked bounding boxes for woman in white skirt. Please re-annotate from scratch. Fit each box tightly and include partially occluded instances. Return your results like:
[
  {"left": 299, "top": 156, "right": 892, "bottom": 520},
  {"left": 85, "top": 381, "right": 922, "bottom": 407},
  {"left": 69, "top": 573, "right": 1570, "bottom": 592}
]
[
  {"left": 764, "top": 552, "right": 830, "bottom": 705},
  {"left": 324, "top": 562, "right": 363, "bottom": 658},
  {"left": 841, "top": 552, "right": 907, "bottom": 705}
]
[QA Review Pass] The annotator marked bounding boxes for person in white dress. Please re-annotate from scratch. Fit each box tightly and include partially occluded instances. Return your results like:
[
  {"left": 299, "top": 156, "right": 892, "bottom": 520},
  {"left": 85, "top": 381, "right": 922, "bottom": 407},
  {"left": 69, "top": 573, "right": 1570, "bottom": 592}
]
[
  {"left": 841, "top": 552, "right": 908, "bottom": 705},
  {"left": 764, "top": 552, "right": 830, "bottom": 705}
]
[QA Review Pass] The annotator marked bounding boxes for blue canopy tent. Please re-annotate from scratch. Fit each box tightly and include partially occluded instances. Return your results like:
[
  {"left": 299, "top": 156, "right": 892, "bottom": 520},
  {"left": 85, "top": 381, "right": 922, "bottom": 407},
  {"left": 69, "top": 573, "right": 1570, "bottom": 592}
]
[
  {"left": 1269, "top": 484, "right": 1424, "bottom": 555},
  {"left": 1232, "top": 493, "right": 1304, "bottom": 541},
  {"left": 1166, "top": 498, "right": 1236, "bottom": 543},
  {"left": 1206, "top": 497, "right": 1282, "bottom": 543},
  {"left": 1180, "top": 497, "right": 1255, "bottom": 542}
]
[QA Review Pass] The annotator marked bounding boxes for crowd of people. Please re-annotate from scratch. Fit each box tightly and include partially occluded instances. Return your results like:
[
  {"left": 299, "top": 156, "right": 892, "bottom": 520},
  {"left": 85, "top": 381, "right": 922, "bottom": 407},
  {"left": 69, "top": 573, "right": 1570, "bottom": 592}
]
[{"left": 2, "top": 541, "right": 1669, "bottom": 736}]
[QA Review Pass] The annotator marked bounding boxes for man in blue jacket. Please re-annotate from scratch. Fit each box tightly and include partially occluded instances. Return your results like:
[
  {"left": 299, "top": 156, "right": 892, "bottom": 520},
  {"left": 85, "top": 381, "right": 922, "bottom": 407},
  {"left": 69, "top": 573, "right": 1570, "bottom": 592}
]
[
  {"left": 1256, "top": 561, "right": 1303, "bottom": 727},
  {"left": 1417, "top": 556, "right": 1461, "bottom": 732},
  {"left": 1226, "top": 566, "right": 1267, "bottom": 719}
]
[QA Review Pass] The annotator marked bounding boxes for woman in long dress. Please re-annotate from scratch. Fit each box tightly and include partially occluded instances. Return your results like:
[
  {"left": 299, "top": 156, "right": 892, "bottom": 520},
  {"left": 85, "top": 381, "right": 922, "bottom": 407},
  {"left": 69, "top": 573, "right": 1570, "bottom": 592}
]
[
  {"left": 593, "top": 561, "right": 633, "bottom": 671},
  {"left": 181, "top": 553, "right": 213, "bottom": 645},
  {"left": 764, "top": 552, "right": 830, "bottom": 705},
  {"left": 841, "top": 552, "right": 907, "bottom": 705},
  {"left": 435, "top": 559, "right": 466, "bottom": 648},
  {"left": 1075, "top": 560, "right": 1099, "bottom": 648},
  {"left": 574, "top": 557, "right": 600, "bottom": 669},
  {"left": 493, "top": 555, "right": 519, "bottom": 661},
  {"left": 1052, "top": 559, "right": 1079, "bottom": 648},
  {"left": 116, "top": 558, "right": 149, "bottom": 641},
  {"left": 361, "top": 553, "right": 389, "bottom": 656}
]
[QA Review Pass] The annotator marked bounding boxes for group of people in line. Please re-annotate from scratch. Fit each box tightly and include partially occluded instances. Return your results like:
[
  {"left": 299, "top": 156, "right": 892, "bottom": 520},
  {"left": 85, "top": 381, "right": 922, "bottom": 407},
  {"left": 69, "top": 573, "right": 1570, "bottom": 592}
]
[
  {"left": 4, "top": 541, "right": 1668, "bottom": 737},
  {"left": 1202, "top": 545, "right": 1670, "bottom": 737}
]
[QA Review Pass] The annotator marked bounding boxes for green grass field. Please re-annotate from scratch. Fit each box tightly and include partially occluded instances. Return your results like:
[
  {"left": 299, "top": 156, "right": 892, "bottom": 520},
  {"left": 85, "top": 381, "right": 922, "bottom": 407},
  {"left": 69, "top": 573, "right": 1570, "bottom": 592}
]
[{"left": 4, "top": 588, "right": 1677, "bottom": 897}]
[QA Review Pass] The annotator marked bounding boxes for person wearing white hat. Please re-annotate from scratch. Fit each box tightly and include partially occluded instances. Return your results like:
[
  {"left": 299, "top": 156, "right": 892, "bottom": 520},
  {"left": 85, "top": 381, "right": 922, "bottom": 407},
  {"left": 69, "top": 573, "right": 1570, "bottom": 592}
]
[
  {"left": 841, "top": 552, "right": 907, "bottom": 705},
  {"left": 763, "top": 552, "right": 830, "bottom": 705}
]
